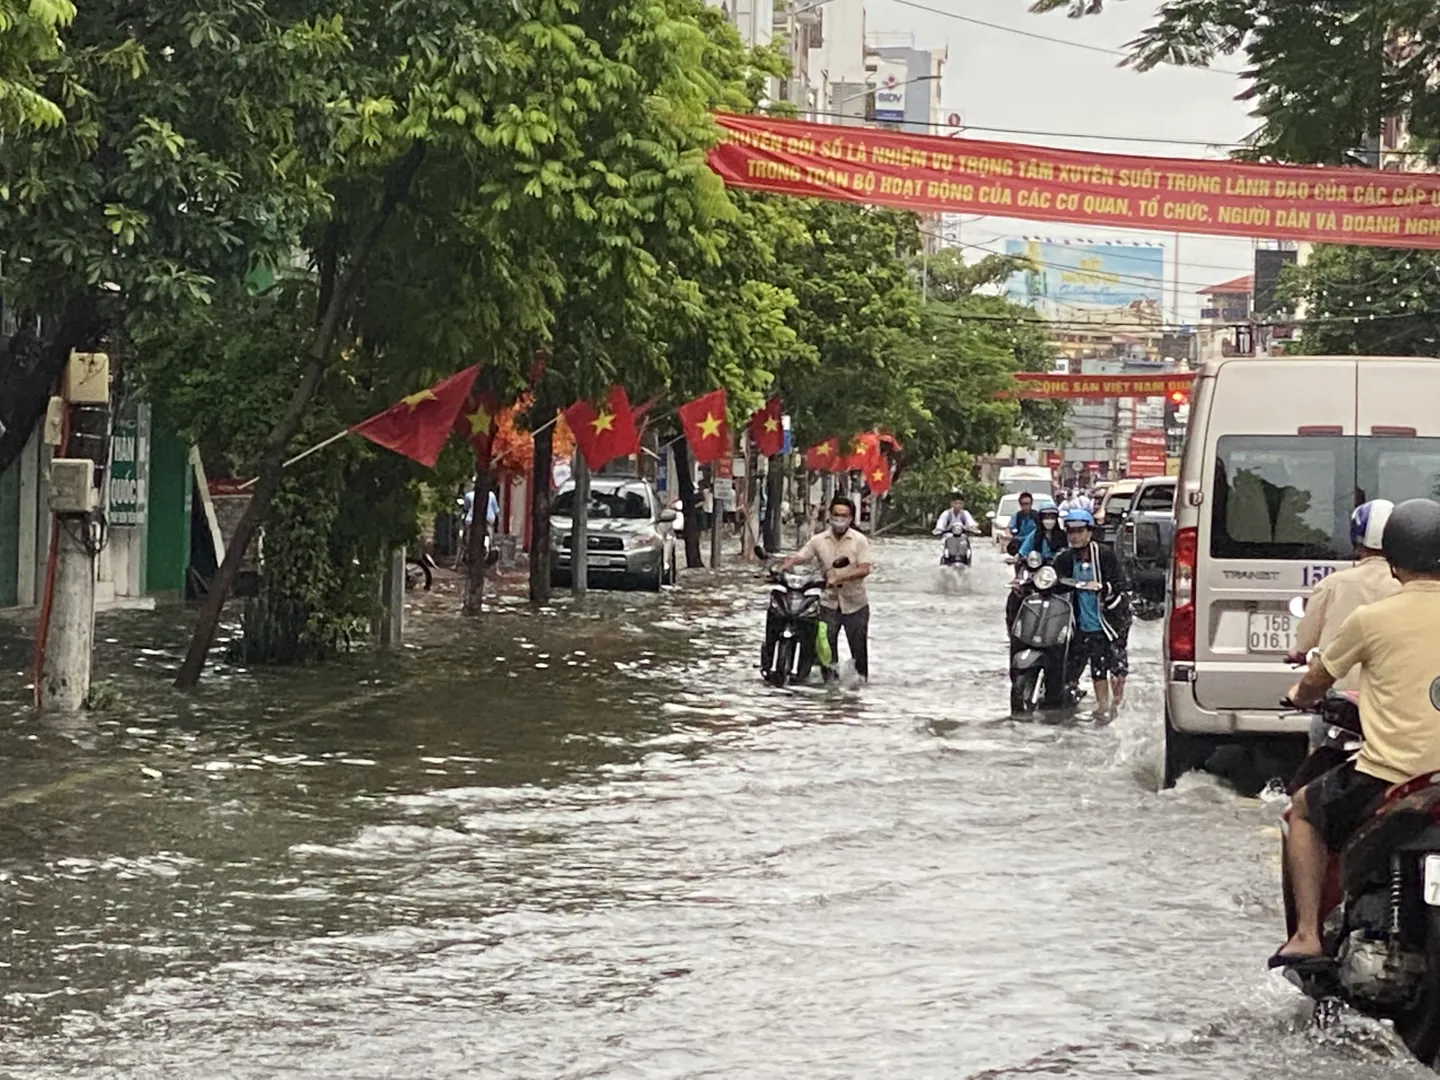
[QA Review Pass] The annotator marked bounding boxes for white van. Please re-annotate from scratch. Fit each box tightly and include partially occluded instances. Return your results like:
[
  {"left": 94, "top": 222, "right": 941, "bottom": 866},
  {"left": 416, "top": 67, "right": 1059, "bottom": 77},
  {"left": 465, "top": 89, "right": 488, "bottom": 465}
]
[
  {"left": 997, "top": 465, "right": 1054, "bottom": 500},
  {"left": 1163, "top": 355, "right": 1440, "bottom": 785}
]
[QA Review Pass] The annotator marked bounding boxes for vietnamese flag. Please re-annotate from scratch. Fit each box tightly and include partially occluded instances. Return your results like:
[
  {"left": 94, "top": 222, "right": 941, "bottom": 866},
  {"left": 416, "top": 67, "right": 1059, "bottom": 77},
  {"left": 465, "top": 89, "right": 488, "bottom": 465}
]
[
  {"left": 866, "top": 455, "right": 893, "bottom": 496},
  {"left": 352, "top": 365, "right": 478, "bottom": 467},
  {"left": 747, "top": 397, "right": 784, "bottom": 457},
  {"left": 844, "top": 432, "right": 881, "bottom": 473},
  {"left": 805, "top": 437, "right": 840, "bottom": 471},
  {"left": 454, "top": 389, "right": 503, "bottom": 467},
  {"left": 677, "top": 389, "right": 729, "bottom": 464},
  {"left": 564, "top": 385, "right": 642, "bottom": 471}
]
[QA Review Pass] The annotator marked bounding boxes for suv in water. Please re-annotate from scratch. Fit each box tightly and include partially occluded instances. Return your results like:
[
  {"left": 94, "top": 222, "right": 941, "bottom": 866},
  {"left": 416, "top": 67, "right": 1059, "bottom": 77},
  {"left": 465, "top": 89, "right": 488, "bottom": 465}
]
[
  {"left": 550, "top": 476, "right": 678, "bottom": 591},
  {"left": 1162, "top": 355, "right": 1440, "bottom": 786}
]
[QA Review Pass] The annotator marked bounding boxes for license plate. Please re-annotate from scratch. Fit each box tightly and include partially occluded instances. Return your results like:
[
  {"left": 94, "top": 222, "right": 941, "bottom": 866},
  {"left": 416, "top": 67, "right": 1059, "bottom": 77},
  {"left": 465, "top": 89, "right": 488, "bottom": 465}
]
[
  {"left": 1425, "top": 855, "right": 1440, "bottom": 907},
  {"left": 1246, "top": 611, "right": 1295, "bottom": 653},
  {"left": 587, "top": 555, "right": 623, "bottom": 568}
]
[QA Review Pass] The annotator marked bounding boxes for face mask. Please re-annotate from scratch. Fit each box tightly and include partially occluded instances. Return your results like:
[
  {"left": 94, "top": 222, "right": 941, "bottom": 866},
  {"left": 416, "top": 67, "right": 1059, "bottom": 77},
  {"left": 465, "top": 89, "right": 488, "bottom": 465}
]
[{"left": 829, "top": 517, "right": 852, "bottom": 535}]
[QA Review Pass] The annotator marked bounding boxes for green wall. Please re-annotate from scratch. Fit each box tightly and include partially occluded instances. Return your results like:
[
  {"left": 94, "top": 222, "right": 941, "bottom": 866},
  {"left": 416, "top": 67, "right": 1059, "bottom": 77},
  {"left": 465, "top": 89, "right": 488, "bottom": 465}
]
[{"left": 145, "top": 428, "right": 191, "bottom": 600}]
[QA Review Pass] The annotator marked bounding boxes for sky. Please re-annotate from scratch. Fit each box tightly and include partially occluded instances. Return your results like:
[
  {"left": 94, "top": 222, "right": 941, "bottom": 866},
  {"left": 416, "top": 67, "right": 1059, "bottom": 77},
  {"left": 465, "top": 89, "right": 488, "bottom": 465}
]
[{"left": 866, "top": 0, "right": 1260, "bottom": 322}]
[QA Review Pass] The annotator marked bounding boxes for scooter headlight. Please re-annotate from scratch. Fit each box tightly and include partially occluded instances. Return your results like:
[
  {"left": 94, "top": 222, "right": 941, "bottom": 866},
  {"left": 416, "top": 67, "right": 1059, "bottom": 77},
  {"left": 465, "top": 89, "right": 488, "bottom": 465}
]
[{"left": 1033, "top": 566, "right": 1058, "bottom": 590}]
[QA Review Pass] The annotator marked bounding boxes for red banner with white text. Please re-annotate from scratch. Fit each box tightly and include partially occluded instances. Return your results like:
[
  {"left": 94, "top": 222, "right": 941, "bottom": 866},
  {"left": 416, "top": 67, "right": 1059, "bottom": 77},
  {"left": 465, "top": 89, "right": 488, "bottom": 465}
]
[
  {"left": 1010, "top": 373, "right": 1194, "bottom": 399},
  {"left": 707, "top": 113, "right": 1440, "bottom": 249}
]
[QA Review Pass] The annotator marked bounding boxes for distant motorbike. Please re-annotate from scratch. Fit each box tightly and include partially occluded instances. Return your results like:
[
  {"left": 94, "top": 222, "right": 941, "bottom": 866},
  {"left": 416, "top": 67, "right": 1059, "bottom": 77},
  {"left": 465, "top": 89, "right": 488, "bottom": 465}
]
[
  {"left": 405, "top": 549, "right": 437, "bottom": 591},
  {"left": 1276, "top": 690, "right": 1440, "bottom": 1065},
  {"left": 758, "top": 548, "right": 846, "bottom": 687},
  {"left": 1007, "top": 550, "right": 1079, "bottom": 714},
  {"left": 939, "top": 522, "right": 974, "bottom": 567}
]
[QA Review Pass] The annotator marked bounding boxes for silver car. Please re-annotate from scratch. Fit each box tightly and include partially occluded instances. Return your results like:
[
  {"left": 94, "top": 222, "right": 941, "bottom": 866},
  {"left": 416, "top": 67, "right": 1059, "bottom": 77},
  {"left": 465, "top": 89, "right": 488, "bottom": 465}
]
[{"left": 550, "top": 477, "right": 678, "bottom": 591}]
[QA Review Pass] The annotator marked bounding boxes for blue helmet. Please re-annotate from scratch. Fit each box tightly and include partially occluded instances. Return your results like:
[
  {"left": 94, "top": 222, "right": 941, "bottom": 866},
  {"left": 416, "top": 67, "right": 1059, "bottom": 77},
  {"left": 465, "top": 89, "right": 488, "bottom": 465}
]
[
  {"left": 1064, "top": 508, "right": 1096, "bottom": 528},
  {"left": 1351, "top": 499, "right": 1395, "bottom": 550}
]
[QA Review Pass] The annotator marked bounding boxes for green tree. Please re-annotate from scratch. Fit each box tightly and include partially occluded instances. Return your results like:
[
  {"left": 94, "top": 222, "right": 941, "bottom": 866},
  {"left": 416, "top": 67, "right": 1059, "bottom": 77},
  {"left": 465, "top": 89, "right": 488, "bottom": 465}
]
[
  {"left": 1029, "top": 0, "right": 1440, "bottom": 165},
  {"left": 1285, "top": 245, "right": 1440, "bottom": 355},
  {"left": 0, "top": 0, "right": 73, "bottom": 131}
]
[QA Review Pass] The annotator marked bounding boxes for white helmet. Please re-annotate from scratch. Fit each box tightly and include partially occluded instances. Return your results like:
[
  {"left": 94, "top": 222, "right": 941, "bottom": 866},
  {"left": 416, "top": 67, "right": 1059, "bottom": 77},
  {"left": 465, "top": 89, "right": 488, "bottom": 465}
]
[{"left": 1351, "top": 499, "right": 1395, "bottom": 551}]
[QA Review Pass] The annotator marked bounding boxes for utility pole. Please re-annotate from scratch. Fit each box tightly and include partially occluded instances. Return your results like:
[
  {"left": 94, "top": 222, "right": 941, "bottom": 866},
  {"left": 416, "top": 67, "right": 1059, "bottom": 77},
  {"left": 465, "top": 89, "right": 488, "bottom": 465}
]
[
  {"left": 571, "top": 457, "right": 589, "bottom": 598},
  {"left": 709, "top": 474, "right": 723, "bottom": 570},
  {"left": 37, "top": 350, "right": 110, "bottom": 712}
]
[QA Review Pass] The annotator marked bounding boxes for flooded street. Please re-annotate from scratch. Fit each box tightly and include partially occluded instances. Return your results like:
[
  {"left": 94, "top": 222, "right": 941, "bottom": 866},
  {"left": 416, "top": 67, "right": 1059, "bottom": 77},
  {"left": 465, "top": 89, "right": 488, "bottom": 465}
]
[{"left": 0, "top": 539, "right": 1432, "bottom": 1078}]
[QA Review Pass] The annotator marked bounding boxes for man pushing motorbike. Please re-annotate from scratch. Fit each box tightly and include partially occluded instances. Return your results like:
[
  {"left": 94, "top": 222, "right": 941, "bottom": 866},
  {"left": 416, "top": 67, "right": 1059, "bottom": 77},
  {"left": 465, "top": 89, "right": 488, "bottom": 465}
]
[
  {"left": 779, "top": 495, "right": 873, "bottom": 681},
  {"left": 1274, "top": 498, "right": 1440, "bottom": 969},
  {"left": 1052, "top": 509, "right": 1130, "bottom": 722}
]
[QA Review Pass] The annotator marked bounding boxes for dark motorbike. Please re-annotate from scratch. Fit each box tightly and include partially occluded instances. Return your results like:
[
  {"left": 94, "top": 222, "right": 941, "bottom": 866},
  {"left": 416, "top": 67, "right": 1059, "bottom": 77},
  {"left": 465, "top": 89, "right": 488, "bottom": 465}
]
[
  {"left": 758, "top": 550, "right": 847, "bottom": 687},
  {"left": 940, "top": 523, "right": 973, "bottom": 567},
  {"left": 1279, "top": 691, "right": 1440, "bottom": 1064},
  {"left": 1007, "top": 550, "right": 1077, "bottom": 714}
]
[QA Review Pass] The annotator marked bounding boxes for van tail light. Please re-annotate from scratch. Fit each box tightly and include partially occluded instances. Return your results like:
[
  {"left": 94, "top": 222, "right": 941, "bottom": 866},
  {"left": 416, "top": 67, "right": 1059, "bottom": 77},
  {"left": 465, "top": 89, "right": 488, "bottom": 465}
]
[{"left": 1168, "top": 526, "right": 1198, "bottom": 662}]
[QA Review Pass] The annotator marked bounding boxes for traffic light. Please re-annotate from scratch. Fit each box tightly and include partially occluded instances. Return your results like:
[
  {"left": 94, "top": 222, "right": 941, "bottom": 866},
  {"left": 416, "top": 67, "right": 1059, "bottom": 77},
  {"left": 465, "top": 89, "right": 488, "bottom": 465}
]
[{"left": 1164, "top": 390, "right": 1189, "bottom": 455}]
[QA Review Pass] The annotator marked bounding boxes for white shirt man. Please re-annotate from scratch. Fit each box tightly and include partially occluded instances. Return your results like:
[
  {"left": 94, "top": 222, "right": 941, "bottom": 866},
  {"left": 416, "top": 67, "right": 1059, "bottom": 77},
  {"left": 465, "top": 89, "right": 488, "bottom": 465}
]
[{"left": 933, "top": 503, "right": 978, "bottom": 534}]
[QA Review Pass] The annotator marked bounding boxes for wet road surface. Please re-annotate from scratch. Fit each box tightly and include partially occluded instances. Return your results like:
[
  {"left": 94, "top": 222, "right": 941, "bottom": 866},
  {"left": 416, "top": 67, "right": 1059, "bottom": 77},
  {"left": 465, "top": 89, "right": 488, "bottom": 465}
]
[{"left": 0, "top": 540, "right": 1433, "bottom": 1077}]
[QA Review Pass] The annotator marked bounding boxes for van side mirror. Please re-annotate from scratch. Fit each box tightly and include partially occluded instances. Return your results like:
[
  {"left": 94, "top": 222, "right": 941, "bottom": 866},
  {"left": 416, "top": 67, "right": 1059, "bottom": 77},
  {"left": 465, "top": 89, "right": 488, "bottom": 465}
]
[{"left": 659, "top": 508, "right": 677, "bottom": 523}]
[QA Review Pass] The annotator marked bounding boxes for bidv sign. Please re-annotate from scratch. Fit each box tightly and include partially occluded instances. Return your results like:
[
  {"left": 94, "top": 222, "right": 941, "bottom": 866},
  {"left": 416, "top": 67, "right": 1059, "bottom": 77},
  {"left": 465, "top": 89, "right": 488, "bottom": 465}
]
[{"left": 873, "top": 63, "right": 908, "bottom": 122}]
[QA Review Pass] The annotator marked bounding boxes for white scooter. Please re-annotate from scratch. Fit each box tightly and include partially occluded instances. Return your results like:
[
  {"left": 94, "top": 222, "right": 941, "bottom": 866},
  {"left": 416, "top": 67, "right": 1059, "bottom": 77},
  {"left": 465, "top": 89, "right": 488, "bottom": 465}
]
[{"left": 938, "top": 522, "right": 975, "bottom": 567}]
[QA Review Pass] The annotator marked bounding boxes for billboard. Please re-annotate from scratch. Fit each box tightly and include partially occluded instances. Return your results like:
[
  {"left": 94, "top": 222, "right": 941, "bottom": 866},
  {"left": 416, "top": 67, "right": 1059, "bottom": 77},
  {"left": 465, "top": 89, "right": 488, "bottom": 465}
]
[
  {"left": 873, "top": 61, "right": 908, "bottom": 123},
  {"left": 1005, "top": 240, "right": 1165, "bottom": 323}
]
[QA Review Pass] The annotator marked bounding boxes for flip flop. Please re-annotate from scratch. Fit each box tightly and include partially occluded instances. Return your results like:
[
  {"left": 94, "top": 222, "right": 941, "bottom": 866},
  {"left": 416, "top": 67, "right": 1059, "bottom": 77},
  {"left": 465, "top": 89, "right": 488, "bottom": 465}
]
[{"left": 1267, "top": 951, "right": 1332, "bottom": 971}]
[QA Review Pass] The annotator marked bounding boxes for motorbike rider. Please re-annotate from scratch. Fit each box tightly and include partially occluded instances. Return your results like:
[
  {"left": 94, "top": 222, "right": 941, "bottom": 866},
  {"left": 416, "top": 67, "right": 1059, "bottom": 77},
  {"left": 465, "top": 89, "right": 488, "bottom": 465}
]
[
  {"left": 933, "top": 491, "right": 978, "bottom": 536},
  {"left": 1275, "top": 498, "right": 1440, "bottom": 969},
  {"left": 1052, "top": 508, "right": 1131, "bottom": 721},
  {"left": 779, "top": 495, "right": 873, "bottom": 681},
  {"left": 1006, "top": 506, "right": 1067, "bottom": 628},
  {"left": 1006, "top": 492, "right": 1041, "bottom": 556},
  {"left": 1289, "top": 499, "right": 1400, "bottom": 747}
]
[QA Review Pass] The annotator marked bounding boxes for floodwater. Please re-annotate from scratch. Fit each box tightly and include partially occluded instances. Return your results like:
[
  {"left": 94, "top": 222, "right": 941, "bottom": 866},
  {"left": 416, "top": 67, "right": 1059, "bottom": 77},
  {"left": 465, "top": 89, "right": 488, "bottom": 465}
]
[{"left": 0, "top": 540, "right": 1432, "bottom": 1078}]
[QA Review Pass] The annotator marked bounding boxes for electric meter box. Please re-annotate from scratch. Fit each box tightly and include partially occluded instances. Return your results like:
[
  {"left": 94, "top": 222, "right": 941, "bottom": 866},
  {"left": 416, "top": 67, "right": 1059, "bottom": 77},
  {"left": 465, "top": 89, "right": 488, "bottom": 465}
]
[
  {"left": 48, "top": 458, "right": 97, "bottom": 513},
  {"left": 65, "top": 351, "right": 110, "bottom": 405}
]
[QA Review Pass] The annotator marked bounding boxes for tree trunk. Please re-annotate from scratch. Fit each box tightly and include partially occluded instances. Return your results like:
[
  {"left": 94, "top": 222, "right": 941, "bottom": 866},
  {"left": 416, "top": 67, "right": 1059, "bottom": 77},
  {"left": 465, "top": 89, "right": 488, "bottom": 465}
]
[
  {"left": 764, "top": 455, "right": 784, "bottom": 554},
  {"left": 570, "top": 455, "right": 589, "bottom": 598},
  {"left": 174, "top": 142, "right": 427, "bottom": 689},
  {"left": 463, "top": 465, "right": 494, "bottom": 616},
  {"left": 528, "top": 422, "right": 554, "bottom": 604},
  {"left": 673, "top": 438, "right": 703, "bottom": 569},
  {"left": 0, "top": 294, "right": 105, "bottom": 477}
]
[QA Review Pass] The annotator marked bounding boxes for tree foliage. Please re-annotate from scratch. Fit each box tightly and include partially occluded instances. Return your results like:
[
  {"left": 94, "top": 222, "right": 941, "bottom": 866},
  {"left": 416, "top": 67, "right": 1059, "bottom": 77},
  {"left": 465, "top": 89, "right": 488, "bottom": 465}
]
[
  {"left": 1029, "top": 0, "right": 1440, "bottom": 165},
  {"left": 1285, "top": 246, "right": 1440, "bottom": 356}
]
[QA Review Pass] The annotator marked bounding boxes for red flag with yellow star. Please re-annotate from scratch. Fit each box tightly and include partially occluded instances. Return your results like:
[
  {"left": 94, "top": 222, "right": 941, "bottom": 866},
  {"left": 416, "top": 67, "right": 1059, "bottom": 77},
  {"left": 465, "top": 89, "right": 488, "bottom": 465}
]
[
  {"left": 453, "top": 390, "right": 502, "bottom": 466},
  {"left": 351, "top": 365, "right": 478, "bottom": 467},
  {"left": 747, "top": 397, "right": 784, "bottom": 457},
  {"left": 676, "top": 389, "right": 728, "bottom": 465},
  {"left": 844, "top": 432, "right": 881, "bottom": 473},
  {"left": 564, "top": 385, "right": 641, "bottom": 470},
  {"left": 804, "top": 437, "right": 840, "bottom": 471},
  {"left": 866, "top": 454, "right": 893, "bottom": 496}
]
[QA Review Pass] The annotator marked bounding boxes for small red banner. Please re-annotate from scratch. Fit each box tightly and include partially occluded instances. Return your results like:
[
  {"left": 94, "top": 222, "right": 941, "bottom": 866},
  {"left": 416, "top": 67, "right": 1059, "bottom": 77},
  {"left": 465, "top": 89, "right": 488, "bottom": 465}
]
[
  {"left": 708, "top": 113, "right": 1440, "bottom": 249},
  {"left": 1011, "top": 374, "right": 1195, "bottom": 400}
]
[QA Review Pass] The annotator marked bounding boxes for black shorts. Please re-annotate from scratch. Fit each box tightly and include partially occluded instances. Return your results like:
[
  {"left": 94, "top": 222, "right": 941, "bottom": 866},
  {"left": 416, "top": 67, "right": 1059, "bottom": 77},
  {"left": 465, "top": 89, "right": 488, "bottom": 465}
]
[
  {"left": 1306, "top": 761, "right": 1392, "bottom": 853},
  {"left": 1073, "top": 630, "right": 1128, "bottom": 680}
]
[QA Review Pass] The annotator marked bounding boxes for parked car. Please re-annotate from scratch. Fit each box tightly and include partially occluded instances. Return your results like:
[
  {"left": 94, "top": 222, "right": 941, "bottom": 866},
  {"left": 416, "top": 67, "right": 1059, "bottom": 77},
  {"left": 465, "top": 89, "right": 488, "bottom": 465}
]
[
  {"left": 550, "top": 477, "right": 678, "bottom": 591},
  {"left": 987, "top": 492, "right": 1056, "bottom": 547},
  {"left": 1117, "top": 475, "right": 1176, "bottom": 605},
  {"left": 1162, "top": 354, "right": 1440, "bottom": 787},
  {"left": 1095, "top": 477, "right": 1142, "bottom": 545}
]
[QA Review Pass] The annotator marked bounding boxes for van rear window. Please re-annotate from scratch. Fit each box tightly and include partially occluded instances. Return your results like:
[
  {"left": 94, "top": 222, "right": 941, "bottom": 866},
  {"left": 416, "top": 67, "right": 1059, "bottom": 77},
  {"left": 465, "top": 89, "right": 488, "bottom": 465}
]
[
  {"left": 1211, "top": 435, "right": 1440, "bottom": 560},
  {"left": 1211, "top": 436, "right": 1350, "bottom": 560}
]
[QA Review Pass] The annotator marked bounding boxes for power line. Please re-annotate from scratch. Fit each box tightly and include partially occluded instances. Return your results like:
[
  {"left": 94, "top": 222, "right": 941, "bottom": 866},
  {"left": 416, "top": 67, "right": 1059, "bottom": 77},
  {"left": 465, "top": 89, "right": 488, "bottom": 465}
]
[{"left": 888, "top": 0, "right": 1244, "bottom": 77}]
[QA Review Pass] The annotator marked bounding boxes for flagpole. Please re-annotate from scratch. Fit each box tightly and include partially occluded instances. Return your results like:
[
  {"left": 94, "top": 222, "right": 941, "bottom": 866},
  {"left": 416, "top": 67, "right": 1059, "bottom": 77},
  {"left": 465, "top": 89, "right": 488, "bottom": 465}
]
[{"left": 237, "top": 428, "right": 352, "bottom": 491}]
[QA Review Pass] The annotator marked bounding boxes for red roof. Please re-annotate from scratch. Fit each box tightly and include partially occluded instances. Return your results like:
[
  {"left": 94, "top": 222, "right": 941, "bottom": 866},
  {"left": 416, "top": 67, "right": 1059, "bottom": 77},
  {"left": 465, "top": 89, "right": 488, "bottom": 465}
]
[{"left": 1196, "top": 274, "right": 1253, "bottom": 296}]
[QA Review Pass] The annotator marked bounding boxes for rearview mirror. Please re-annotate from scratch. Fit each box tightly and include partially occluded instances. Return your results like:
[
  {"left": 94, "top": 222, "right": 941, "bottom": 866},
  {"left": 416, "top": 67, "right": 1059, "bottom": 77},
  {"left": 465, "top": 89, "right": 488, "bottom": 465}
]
[
  {"left": 832, "top": 556, "right": 851, "bottom": 569},
  {"left": 1288, "top": 595, "right": 1307, "bottom": 618},
  {"left": 659, "top": 507, "right": 677, "bottom": 523},
  {"left": 985, "top": 510, "right": 997, "bottom": 520}
]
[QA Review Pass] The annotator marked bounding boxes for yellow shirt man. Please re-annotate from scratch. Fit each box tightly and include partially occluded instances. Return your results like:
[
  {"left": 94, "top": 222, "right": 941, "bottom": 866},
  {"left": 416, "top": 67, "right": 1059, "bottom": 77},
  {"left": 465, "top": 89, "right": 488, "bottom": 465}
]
[{"left": 1322, "top": 580, "right": 1440, "bottom": 784}]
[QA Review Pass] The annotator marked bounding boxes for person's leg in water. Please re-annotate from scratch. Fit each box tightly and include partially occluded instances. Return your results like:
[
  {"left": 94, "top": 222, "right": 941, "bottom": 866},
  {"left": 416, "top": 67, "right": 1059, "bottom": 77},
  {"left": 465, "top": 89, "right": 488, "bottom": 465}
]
[
  {"left": 841, "top": 605, "right": 870, "bottom": 681},
  {"left": 820, "top": 607, "right": 842, "bottom": 681},
  {"left": 1108, "top": 634, "right": 1129, "bottom": 714},
  {"left": 1279, "top": 784, "right": 1327, "bottom": 960}
]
